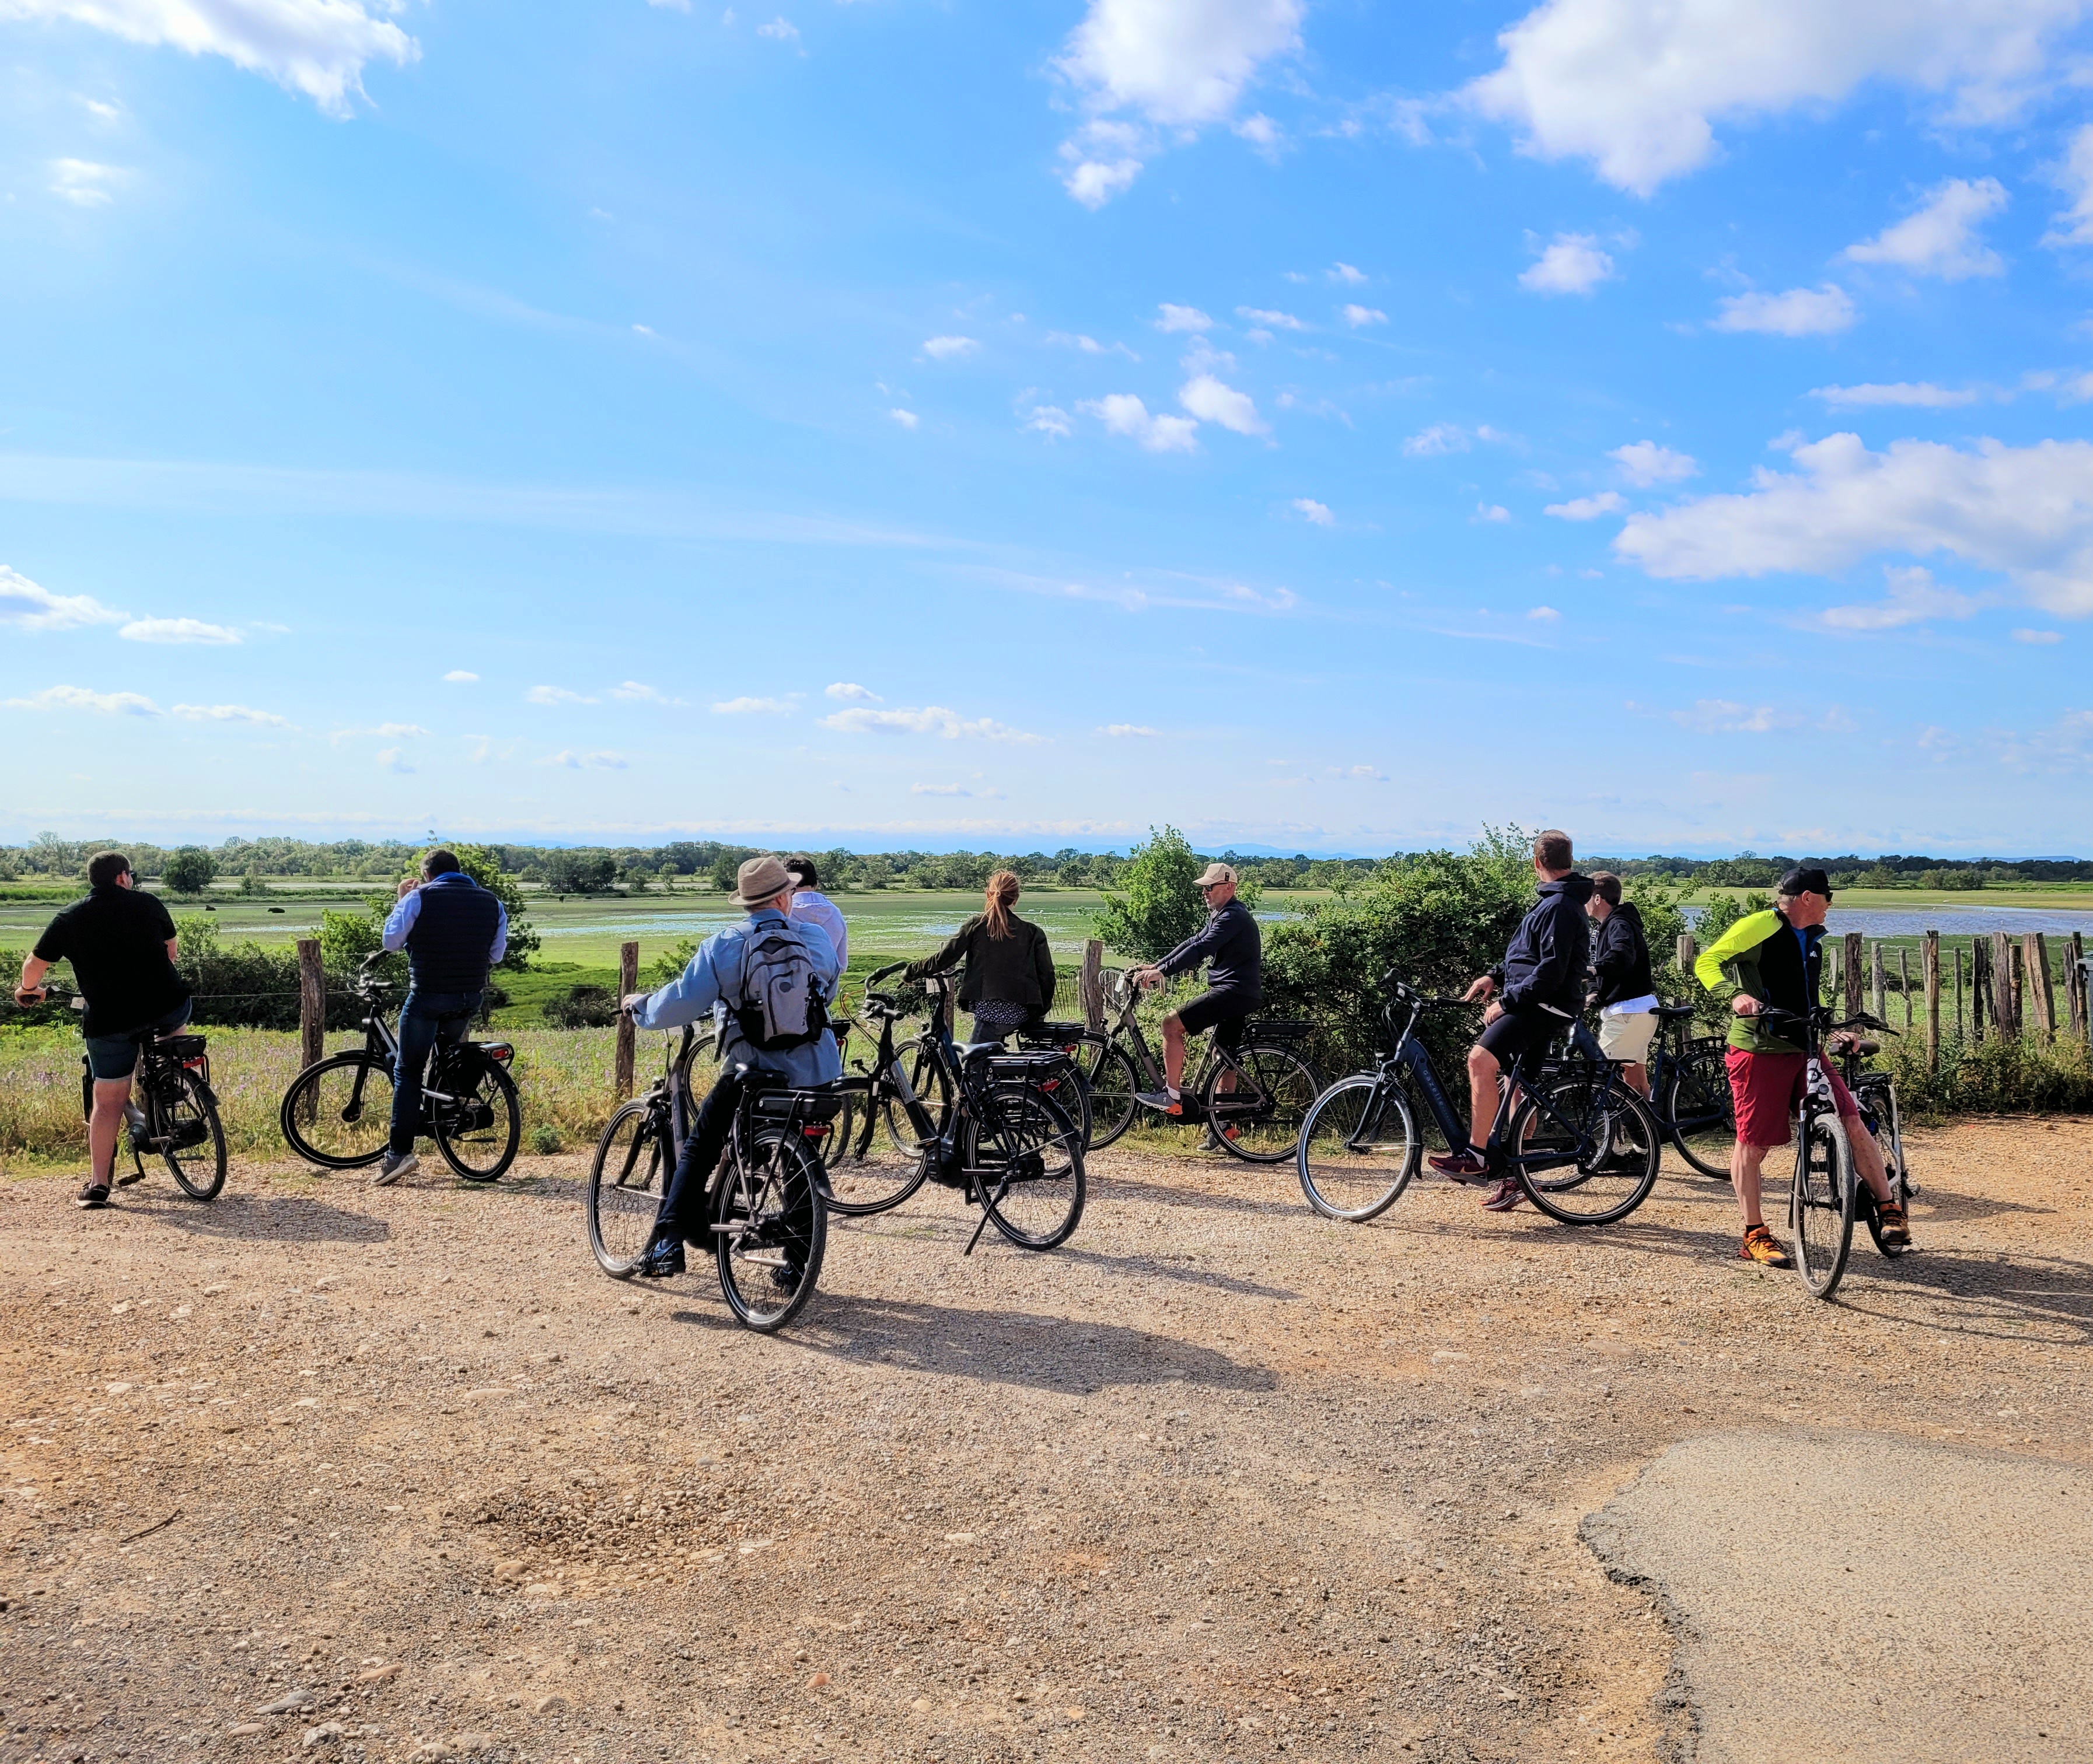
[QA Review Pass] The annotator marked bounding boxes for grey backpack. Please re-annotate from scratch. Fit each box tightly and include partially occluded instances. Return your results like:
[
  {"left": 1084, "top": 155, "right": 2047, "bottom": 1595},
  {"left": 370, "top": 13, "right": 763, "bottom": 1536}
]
[{"left": 731, "top": 924, "right": 830, "bottom": 1052}]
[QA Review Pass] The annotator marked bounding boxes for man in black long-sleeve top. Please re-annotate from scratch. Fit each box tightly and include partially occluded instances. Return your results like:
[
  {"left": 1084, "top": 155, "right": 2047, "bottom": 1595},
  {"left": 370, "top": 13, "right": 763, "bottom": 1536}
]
[
  {"left": 1129, "top": 862, "right": 1262, "bottom": 1115},
  {"left": 1428, "top": 829, "right": 1593, "bottom": 1210}
]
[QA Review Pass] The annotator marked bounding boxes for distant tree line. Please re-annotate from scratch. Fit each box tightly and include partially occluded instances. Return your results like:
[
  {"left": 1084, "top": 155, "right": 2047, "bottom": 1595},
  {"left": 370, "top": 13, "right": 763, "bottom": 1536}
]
[{"left": 1, "top": 831, "right": 2087, "bottom": 895}]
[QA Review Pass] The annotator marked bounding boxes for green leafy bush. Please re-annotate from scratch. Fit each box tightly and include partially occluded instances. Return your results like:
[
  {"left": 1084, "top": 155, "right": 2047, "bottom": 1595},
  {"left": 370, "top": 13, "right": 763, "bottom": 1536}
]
[
  {"left": 160, "top": 848, "right": 218, "bottom": 895},
  {"left": 1091, "top": 825, "right": 1251, "bottom": 960},
  {"left": 546, "top": 985, "right": 618, "bottom": 1029}
]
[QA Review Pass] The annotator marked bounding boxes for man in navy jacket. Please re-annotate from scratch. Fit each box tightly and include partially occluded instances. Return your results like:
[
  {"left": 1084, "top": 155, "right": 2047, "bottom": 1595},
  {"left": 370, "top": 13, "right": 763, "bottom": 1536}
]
[{"left": 1428, "top": 829, "right": 1593, "bottom": 1210}]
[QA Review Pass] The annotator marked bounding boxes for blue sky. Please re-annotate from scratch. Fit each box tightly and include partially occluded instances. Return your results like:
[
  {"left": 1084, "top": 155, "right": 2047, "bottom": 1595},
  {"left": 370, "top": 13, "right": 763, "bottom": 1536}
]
[{"left": 4, "top": 0, "right": 2093, "bottom": 856}]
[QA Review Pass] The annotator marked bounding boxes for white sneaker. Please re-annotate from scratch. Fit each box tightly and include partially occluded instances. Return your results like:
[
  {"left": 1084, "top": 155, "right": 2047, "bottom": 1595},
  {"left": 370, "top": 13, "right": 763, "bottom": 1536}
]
[{"left": 374, "top": 1149, "right": 418, "bottom": 1186}]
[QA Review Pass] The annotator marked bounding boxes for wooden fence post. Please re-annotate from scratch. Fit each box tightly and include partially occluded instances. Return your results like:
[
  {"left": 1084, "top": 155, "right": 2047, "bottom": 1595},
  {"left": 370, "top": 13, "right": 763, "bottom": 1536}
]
[
  {"left": 1079, "top": 939, "right": 1105, "bottom": 1032},
  {"left": 1870, "top": 941, "right": 1886, "bottom": 1022},
  {"left": 1989, "top": 931, "right": 2018, "bottom": 1041},
  {"left": 1923, "top": 932, "right": 1941, "bottom": 1068},
  {"left": 614, "top": 940, "right": 638, "bottom": 1100},
  {"left": 1843, "top": 932, "right": 1865, "bottom": 1021},
  {"left": 2071, "top": 931, "right": 2088, "bottom": 1044},
  {"left": 2028, "top": 933, "right": 2058, "bottom": 1044},
  {"left": 1972, "top": 940, "right": 1987, "bottom": 1043},
  {"left": 1898, "top": 946, "right": 1912, "bottom": 1031},
  {"left": 296, "top": 938, "right": 324, "bottom": 1073},
  {"left": 1676, "top": 932, "right": 1697, "bottom": 979}
]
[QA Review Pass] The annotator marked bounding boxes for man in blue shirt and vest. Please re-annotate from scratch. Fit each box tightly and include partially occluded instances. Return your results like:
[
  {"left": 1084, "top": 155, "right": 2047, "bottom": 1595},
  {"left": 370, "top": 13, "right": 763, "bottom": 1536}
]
[
  {"left": 621, "top": 853, "right": 841, "bottom": 1279},
  {"left": 375, "top": 848, "right": 508, "bottom": 1186}
]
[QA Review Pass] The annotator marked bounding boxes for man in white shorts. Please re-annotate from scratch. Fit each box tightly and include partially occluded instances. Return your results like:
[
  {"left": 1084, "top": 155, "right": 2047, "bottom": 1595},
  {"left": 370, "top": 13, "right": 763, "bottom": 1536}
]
[{"left": 1586, "top": 873, "right": 1657, "bottom": 1097}]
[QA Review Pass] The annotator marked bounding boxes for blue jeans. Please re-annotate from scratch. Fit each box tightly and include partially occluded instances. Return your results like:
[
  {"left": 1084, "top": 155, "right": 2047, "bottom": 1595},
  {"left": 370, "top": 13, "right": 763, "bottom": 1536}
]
[{"left": 389, "top": 989, "right": 482, "bottom": 1155}]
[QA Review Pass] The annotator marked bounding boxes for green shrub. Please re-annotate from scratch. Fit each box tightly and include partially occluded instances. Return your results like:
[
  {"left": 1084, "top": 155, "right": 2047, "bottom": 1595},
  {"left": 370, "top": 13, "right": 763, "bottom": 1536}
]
[
  {"left": 1879, "top": 1032, "right": 2093, "bottom": 1122},
  {"left": 546, "top": 985, "right": 617, "bottom": 1028},
  {"left": 1091, "top": 825, "right": 1262, "bottom": 960},
  {"left": 160, "top": 848, "right": 218, "bottom": 895},
  {"left": 528, "top": 1122, "right": 563, "bottom": 1154}
]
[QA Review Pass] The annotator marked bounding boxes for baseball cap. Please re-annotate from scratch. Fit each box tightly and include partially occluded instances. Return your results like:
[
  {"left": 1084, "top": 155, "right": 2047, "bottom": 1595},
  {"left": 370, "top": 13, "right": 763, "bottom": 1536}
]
[
  {"left": 1776, "top": 866, "right": 1833, "bottom": 900},
  {"left": 1196, "top": 862, "right": 1236, "bottom": 888}
]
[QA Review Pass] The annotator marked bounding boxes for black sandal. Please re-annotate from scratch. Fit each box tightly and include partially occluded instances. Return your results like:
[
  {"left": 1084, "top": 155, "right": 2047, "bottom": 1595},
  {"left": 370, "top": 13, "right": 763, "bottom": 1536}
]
[{"left": 76, "top": 1182, "right": 111, "bottom": 1209}]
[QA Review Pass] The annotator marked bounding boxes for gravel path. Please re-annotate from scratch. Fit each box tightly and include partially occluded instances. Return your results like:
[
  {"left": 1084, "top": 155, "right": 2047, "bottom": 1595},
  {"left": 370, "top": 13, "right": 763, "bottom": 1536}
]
[{"left": 2, "top": 1116, "right": 2087, "bottom": 1763}]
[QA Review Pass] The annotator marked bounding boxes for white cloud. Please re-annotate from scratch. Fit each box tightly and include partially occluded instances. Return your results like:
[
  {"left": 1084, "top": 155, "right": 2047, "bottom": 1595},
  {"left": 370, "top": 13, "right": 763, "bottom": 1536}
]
[
  {"left": 0, "top": 564, "right": 124, "bottom": 631},
  {"left": 1819, "top": 564, "right": 1982, "bottom": 631},
  {"left": 117, "top": 616, "right": 241, "bottom": 645},
  {"left": 1155, "top": 303, "right": 1213, "bottom": 332},
  {"left": 1843, "top": 177, "right": 2008, "bottom": 279},
  {"left": 364, "top": 722, "right": 427, "bottom": 737},
  {"left": 1345, "top": 763, "right": 1388, "bottom": 780},
  {"left": 1340, "top": 303, "right": 1388, "bottom": 327},
  {"left": 2014, "top": 627, "right": 2063, "bottom": 643},
  {"left": 1474, "top": 502, "right": 1512, "bottom": 523},
  {"left": 1292, "top": 497, "right": 1334, "bottom": 525},
  {"left": 612, "top": 681, "right": 679, "bottom": 702},
  {"left": 1234, "top": 111, "right": 1280, "bottom": 148},
  {"left": 1545, "top": 491, "right": 1626, "bottom": 519},
  {"left": 711, "top": 695, "right": 795, "bottom": 714},
  {"left": 755, "top": 15, "right": 798, "bottom": 41},
  {"left": 1330, "top": 262, "right": 1367, "bottom": 284},
  {"left": 1403, "top": 422, "right": 1508, "bottom": 456},
  {"left": 376, "top": 747, "right": 413, "bottom": 774},
  {"left": 1080, "top": 393, "right": 1201, "bottom": 453},
  {"left": 526, "top": 685, "right": 597, "bottom": 706},
  {"left": 48, "top": 158, "right": 127, "bottom": 206},
  {"left": 1178, "top": 374, "right": 1267, "bottom": 435},
  {"left": 1710, "top": 285, "right": 1857, "bottom": 337},
  {"left": 1527, "top": 604, "right": 1561, "bottom": 620},
  {"left": 1609, "top": 440, "right": 1698, "bottom": 486},
  {"left": 2046, "top": 122, "right": 2093, "bottom": 246},
  {"left": 1046, "top": 331, "right": 1138, "bottom": 358},
  {"left": 1100, "top": 723, "right": 1160, "bottom": 736},
  {"left": 1463, "top": 0, "right": 2084, "bottom": 197},
  {"left": 889, "top": 408, "right": 920, "bottom": 429},
  {"left": 631, "top": 324, "right": 656, "bottom": 339},
  {"left": 921, "top": 335, "right": 978, "bottom": 361},
  {"left": 170, "top": 702, "right": 293, "bottom": 727},
  {"left": 8, "top": 0, "right": 419, "bottom": 114},
  {"left": 1024, "top": 405, "right": 1074, "bottom": 440},
  {"left": 1615, "top": 430, "right": 2093, "bottom": 616},
  {"left": 1237, "top": 306, "right": 1302, "bottom": 330},
  {"left": 1518, "top": 231, "right": 1613, "bottom": 295},
  {"left": 442, "top": 669, "right": 479, "bottom": 683},
  {"left": 909, "top": 782, "right": 970, "bottom": 796},
  {"left": 825, "top": 682, "right": 880, "bottom": 702},
  {"left": 1053, "top": 0, "right": 1303, "bottom": 202},
  {"left": 1811, "top": 382, "right": 1980, "bottom": 408},
  {"left": 1672, "top": 699, "right": 1794, "bottom": 734},
  {"left": 543, "top": 749, "right": 630, "bottom": 769},
  {"left": 5, "top": 683, "right": 158, "bottom": 715},
  {"left": 821, "top": 704, "right": 1045, "bottom": 743}
]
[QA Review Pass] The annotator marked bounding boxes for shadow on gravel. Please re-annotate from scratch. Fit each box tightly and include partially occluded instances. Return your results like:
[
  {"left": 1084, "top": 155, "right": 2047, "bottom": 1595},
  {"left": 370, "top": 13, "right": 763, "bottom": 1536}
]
[
  {"left": 1049, "top": 1244, "right": 1298, "bottom": 1300},
  {"left": 120, "top": 1189, "right": 391, "bottom": 1245},
  {"left": 1088, "top": 1171, "right": 1295, "bottom": 1216},
  {"left": 788, "top": 1298, "right": 1281, "bottom": 1395}
]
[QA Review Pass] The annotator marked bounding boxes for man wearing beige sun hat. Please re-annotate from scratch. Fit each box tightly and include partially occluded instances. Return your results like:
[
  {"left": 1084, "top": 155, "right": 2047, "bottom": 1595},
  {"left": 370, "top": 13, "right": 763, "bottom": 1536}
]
[
  {"left": 1128, "top": 861, "right": 1263, "bottom": 1116},
  {"left": 619, "top": 855, "right": 841, "bottom": 1279}
]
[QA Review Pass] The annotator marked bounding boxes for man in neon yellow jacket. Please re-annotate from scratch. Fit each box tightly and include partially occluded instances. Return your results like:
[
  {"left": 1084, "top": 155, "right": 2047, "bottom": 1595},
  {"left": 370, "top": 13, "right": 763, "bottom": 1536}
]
[{"left": 1695, "top": 867, "right": 1909, "bottom": 1266}]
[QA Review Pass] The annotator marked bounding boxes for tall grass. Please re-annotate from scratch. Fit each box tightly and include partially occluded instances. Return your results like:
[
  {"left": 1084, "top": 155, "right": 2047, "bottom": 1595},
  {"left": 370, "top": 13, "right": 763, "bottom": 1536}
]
[{"left": 1880, "top": 1031, "right": 2093, "bottom": 1122}]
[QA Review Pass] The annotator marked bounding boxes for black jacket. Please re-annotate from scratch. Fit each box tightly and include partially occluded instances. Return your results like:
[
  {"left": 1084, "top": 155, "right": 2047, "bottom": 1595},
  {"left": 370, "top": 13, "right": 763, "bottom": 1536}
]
[
  {"left": 906, "top": 914, "right": 1056, "bottom": 1013},
  {"left": 1588, "top": 901, "right": 1654, "bottom": 1009},
  {"left": 1493, "top": 874, "right": 1595, "bottom": 1016},
  {"left": 1159, "top": 897, "right": 1263, "bottom": 999}
]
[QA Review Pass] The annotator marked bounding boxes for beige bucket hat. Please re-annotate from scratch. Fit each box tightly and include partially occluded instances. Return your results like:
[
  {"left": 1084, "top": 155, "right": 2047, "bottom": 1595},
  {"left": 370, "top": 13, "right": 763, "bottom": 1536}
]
[{"left": 727, "top": 854, "right": 794, "bottom": 907}]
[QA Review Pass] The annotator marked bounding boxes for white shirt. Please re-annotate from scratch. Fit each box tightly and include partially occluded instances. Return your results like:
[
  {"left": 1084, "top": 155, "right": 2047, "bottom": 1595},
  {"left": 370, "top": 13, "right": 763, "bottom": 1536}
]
[
  {"left": 791, "top": 889, "right": 848, "bottom": 970},
  {"left": 1603, "top": 992, "right": 1658, "bottom": 1017}
]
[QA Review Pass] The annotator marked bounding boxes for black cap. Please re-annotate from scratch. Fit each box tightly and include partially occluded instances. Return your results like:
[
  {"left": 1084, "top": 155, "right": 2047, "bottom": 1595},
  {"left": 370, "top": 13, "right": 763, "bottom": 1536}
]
[{"left": 1777, "top": 866, "right": 1833, "bottom": 900}]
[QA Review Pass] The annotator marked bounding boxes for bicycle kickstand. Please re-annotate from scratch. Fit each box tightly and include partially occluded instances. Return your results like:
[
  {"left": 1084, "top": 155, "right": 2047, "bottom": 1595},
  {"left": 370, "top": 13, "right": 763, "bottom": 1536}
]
[{"left": 962, "top": 1178, "right": 1001, "bottom": 1257}]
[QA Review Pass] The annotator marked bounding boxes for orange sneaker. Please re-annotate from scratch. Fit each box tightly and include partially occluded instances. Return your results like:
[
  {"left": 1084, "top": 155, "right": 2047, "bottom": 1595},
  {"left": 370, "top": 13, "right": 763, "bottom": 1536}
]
[
  {"left": 1875, "top": 1200, "right": 1911, "bottom": 1250},
  {"left": 1738, "top": 1223, "right": 1791, "bottom": 1267}
]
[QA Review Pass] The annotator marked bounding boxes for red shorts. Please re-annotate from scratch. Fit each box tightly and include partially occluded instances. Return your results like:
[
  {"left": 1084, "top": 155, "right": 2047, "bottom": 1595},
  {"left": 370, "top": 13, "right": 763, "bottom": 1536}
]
[{"left": 1725, "top": 1047, "right": 1860, "bottom": 1149}]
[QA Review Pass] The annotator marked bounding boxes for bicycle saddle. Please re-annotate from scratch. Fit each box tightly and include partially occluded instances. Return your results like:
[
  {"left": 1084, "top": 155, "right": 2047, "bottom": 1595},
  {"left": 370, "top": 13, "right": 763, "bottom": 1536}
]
[{"left": 1651, "top": 1003, "right": 1697, "bottom": 1019}]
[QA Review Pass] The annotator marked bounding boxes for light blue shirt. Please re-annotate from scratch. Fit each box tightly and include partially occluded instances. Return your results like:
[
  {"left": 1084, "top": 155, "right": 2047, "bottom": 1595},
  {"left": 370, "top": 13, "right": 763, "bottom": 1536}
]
[
  {"left": 632, "top": 908, "right": 841, "bottom": 1084},
  {"left": 380, "top": 873, "right": 509, "bottom": 963},
  {"left": 791, "top": 888, "right": 848, "bottom": 970}
]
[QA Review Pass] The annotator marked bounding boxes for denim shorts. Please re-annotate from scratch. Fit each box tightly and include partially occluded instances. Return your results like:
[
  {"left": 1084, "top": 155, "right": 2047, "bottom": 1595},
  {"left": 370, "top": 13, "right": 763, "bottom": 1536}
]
[{"left": 83, "top": 1000, "right": 194, "bottom": 1081}]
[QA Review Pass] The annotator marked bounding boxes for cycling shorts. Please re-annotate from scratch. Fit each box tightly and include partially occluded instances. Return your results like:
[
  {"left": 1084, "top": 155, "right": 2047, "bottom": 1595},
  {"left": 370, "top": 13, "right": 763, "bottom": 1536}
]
[
  {"left": 1174, "top": 988, "right": 1258, "bottom": 1050},
  {"left": 1477, "top": 1004, "right": 1566, "bottom": 1084}
]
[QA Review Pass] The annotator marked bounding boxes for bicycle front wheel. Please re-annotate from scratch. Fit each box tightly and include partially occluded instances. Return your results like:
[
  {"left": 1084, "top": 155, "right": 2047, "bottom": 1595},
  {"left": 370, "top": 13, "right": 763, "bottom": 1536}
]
[
  {"left": 158, "top": 1067, "right": 227, "bottom": 1200},
  {"left": 820, "top": 1082, "right": 930, "bottom": 1216},
  {"left": 1297, "top": 1074, "right": 1418, "bottom": 1222},
  {"left": 1081, "top": 1042, "right": 1141, "bottom": 1150},
  {"left": 879, "top": 1045, "right": 952, "bottom": 1155},
  {"left": 714, "top": 1128, "right": 829, "bottom": 1331},
  {"left": 1511, "top": 1072, "right": 1661, "bottom": 1225},
  {"left": 432, "top": 1051, "right": 521, "bottom": 1182},
  {"left": 279, "top": 1052, "right": 394, "bottom": 1169},
  {"left": 1204, "top": 1043, "right": 1319, "bottom": 1163},
  {"left": 587, "top": 1100, "right": 665, "bottom": 1277},
  {"left": 1666, "top": 1040, "right": 1737, "bottom": 1180},
  {"left": 1790, "top": 1111, "right": 1857, "bottom": 1298},
  {"left": 966, "top": 1083, "right": 1086, "bottom": 1250}
]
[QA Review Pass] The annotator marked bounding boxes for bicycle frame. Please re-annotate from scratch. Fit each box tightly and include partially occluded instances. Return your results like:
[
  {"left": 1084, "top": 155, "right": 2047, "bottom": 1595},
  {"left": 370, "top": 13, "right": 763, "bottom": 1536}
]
[
  {"left": 1099, "top": 973, "right": 1262, "bottom": 1109},
  {"left": 337, "top": 971, "right": 515, "bottom": 1131}
]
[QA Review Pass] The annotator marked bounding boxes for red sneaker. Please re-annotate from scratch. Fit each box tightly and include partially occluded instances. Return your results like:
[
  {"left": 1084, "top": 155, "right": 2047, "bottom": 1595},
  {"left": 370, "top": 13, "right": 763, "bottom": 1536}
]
[
  {"left": 1480, "top": 1177, "right": 1525, "bottom": 1212},
  {"left": 1428, "top": 1146, "right": 1488, "bottom": 1181}
]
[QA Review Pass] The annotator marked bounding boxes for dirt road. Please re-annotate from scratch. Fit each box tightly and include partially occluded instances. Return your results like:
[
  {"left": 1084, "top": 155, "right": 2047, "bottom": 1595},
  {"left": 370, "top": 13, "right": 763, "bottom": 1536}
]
[{"left": 3, "top": 1117, "right": 2087, "bottom": 1763}]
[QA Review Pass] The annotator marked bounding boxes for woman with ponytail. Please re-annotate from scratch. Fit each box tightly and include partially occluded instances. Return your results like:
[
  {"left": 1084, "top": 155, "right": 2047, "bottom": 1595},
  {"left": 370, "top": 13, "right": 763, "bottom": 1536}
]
[{"left": 904, "top": 869, "right": 1056, "bottom": 1041}]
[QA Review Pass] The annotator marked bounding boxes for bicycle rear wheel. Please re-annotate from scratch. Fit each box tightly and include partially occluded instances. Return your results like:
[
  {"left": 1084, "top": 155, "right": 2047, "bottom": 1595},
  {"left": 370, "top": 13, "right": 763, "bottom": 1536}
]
[
  {"left": 587, "top": 1100, "right": 665, "bottom": 1276},
  {"left": 1510, "top": 1072, "right": 1661, "bottom": 1225},
  {"left": 1790, "top": 1111, "right": 1857, "bottom": 1298},
  {"left": 432, "top": 1049, "right": 520, "bottom": 1182},
  {"left": 1204, "top": 1043, "right": 1319, "bottom": 1163},
  {"left": 156, "top": 1067, "right": 227, "bottom": 1201},
  {"left": 1296, "top": 1074, "right": 1418, "bottom": 1222},
  {"left": 714, "top": 1128, "right": 828, "bottom": 1331},
  {"left": 1081, "top": 1042, "right": 1141, "bottom": 1150},
  {"left": 1666, "top": 1040, "right": 1737, "bottom": 1180},
  {"left": 967, "top": 1083, "right": 1086, "bottom": 1250},
  {"left": 279, "top": 1052, "right": 393, "bottom": 1170}
]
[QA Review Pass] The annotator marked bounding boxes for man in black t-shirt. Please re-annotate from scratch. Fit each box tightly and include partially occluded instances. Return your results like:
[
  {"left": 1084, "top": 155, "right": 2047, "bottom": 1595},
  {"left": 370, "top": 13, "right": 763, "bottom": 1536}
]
[{"left": 16, "top": 850, "right": 192, "bottom": 1209}]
